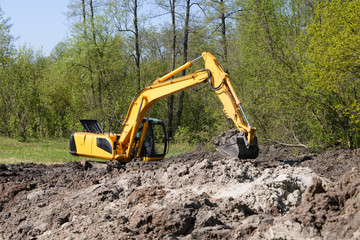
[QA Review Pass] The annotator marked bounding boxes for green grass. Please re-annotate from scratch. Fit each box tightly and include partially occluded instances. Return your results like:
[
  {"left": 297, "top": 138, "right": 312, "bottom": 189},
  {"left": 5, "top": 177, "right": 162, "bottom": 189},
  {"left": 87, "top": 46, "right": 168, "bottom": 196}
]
[
  {"left": 0, "top": 137, "right": 75, "bottom": 164},
  {"left": 0, "top": 137, "right": 195, "bottom": 165},
  {"left": 166, "top": 142, "right": 196, "bottom": 157}
]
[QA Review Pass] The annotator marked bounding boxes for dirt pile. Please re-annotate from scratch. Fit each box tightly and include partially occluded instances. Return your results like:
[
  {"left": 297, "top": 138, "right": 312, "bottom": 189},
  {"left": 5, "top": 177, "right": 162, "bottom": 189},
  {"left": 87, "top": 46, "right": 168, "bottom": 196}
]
[
  {"left": 0, "top": 145, "right": 359, "bottom": 239},
  {"left": 252, "top": 168, "right": 360, "bottom": 240}
]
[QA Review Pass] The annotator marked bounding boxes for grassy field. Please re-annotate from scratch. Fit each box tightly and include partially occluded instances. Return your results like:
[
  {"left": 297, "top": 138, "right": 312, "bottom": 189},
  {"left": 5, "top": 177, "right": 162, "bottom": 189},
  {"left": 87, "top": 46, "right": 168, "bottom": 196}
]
[
  {"left": 0, "top": 137, "right": 195, "bottom": 165},
  {"left": 0, "top": 137, "right": 75, "bottom": 164}
]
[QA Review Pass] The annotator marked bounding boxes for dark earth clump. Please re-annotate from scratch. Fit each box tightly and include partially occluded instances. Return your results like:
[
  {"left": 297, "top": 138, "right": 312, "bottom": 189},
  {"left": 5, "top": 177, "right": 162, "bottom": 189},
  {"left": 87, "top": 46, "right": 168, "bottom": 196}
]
[{"left": 0, "top": 142, "right": 359, "bottom": 239}]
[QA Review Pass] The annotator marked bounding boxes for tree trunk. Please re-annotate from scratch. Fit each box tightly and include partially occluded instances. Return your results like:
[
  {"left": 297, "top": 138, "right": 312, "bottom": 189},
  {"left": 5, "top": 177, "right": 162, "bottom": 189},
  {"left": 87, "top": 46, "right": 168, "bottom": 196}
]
[
  {"left": 175, "top": 0, "right": 190, "bottom": 131},
  {"left": 220, "top": 0, "right": 228, "bottom": 67},
  {"left": 133, "top": 0, "right": 141, "bottom": 91},
  {"left": 89, "top": 0, "right": 103, "bottom": 109},
  {"left": 89, "top": 0, "right": 96, "bottom": 44},
  {"left": 83, "top": 0, "right": 96, "bottom": 107},
  {"left": 82, "top": 0, "right": 86, "bottom": 38},
  {"left": 167, "top": 0, "right": 176, "bottom": 139}
]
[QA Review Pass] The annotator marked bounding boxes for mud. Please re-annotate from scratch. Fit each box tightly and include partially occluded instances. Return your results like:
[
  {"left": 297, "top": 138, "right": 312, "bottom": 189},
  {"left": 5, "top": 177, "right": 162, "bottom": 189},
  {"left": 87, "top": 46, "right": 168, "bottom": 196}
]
[{"left": 0, "top": 143, "right": 360, "bottom": 239}]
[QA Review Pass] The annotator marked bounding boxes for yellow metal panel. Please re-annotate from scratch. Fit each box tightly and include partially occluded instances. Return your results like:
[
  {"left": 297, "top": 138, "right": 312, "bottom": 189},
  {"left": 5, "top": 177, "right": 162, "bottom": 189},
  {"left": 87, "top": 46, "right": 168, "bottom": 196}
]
[
  {"left": 91, "top": 136, "right": 114, "bottom": 160},
  {"left": 142, "top": 156, "right": 165, "bottom": 162},
  {"left": 73, "top": 133, "right": 115, "bottom": 160}
]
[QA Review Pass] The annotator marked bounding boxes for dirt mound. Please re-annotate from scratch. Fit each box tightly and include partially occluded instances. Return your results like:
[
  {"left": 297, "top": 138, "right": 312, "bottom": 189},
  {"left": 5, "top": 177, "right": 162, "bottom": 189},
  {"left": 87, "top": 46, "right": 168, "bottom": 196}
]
[
  {"left": 0, "top": 145, "right": 359, "bottom": 239},
  {"left": 252, "top": 168, "right": 360, "bottom": 240},
  {"left": 299, "top": 148, "right": 360, "bottom": 181}
]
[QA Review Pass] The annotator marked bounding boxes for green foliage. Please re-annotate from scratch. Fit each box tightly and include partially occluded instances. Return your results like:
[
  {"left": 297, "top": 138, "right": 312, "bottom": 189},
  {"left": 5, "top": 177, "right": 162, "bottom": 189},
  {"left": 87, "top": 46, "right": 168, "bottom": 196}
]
[
  {"left": 236, "top": 0, "right": 313, "bottom": 146},
  {"left": 0, "top": 45, "right": 49, "bottom": 141},
  {"left": 0, "top": 6, "right": 16, "bottom": 64},
  {"left": 300, "top": 0, "right": 360, "bottom": 148},
  {"left": 0, "top": 0, "right": 359, "bottom": 152}
]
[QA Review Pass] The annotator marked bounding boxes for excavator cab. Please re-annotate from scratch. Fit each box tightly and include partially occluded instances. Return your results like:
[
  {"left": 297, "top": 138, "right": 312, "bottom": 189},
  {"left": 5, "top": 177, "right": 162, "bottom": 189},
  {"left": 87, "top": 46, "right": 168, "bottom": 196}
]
[
  {"left": 70, "top": 118, "right": 168, "bottom": 161},
  {"left": 135, "top": 118, "right": 168, "bottom": 161}
]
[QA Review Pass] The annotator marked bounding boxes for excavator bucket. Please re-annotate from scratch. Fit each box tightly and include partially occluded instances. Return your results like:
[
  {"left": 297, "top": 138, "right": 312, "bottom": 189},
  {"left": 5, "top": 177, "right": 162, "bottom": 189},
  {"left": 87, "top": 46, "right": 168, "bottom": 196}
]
[{"left": 212, "top": 130, "right": 259, "bottom": 159}]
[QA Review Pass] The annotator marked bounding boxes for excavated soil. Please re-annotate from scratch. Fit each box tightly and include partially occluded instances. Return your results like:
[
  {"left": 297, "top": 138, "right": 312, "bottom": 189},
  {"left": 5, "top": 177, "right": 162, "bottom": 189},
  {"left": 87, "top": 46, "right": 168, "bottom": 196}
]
[{"left": 1, "top": 143, "right": 360, "bottom": 239}]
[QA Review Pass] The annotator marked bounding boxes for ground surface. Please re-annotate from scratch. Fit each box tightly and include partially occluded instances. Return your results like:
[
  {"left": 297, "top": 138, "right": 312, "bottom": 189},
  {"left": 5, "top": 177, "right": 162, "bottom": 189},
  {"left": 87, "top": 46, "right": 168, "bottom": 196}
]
[{"left": 0, "top": 141, "right": 360, "bottom": 239}]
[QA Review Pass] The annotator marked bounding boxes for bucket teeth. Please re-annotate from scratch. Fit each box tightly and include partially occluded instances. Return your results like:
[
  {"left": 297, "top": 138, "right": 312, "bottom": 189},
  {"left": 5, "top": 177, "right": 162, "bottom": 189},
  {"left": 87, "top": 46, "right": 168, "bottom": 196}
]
[{"left": 212, "top": 130, "right": 259, "bottom": 159}]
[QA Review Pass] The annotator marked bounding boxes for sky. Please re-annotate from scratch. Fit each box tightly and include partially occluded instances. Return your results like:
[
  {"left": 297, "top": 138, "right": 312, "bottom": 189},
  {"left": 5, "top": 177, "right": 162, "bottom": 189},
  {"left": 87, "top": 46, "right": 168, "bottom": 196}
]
[
  {"left": 1, "top": 0, "right": 69, "bottom": 56},
  {"left": 0, "top": 1, "right": 171, "bottom": 57}
]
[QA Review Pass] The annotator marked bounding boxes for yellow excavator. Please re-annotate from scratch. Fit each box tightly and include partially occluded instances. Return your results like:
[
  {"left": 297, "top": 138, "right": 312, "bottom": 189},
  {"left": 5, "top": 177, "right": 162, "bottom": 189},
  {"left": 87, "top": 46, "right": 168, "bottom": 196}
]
[{"left": 69, "top": 52, "right": 259, "bottom": 162}]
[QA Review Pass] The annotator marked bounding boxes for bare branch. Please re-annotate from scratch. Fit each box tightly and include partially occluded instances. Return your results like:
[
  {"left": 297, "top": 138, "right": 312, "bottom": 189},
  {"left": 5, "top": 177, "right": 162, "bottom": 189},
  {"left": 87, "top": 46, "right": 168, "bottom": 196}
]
[
  {"left": 265, "top": 138, "right": 308, "bottom": 148},
  {"left": 115, "top": 25, "right": 136, "bottom": 35}
]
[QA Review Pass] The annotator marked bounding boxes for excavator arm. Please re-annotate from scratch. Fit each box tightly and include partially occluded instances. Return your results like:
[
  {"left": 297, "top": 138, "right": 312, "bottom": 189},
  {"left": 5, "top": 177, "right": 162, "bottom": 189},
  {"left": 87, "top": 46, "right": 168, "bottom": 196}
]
[
  {"left": 119, "top": 70, "right": 210, "bottom": 159},
  {"left": 69, "top": 52, "right": 259, "bottom": 162},
  {"left": 203, "top": 53, "right": 255, "bottom": 137}
]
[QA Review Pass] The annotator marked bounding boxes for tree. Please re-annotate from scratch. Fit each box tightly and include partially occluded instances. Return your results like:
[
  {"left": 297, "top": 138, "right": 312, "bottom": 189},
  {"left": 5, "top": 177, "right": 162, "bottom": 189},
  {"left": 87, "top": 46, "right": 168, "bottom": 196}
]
[
  {"left": 236, "top": 0, "right": 313, "bottom": 146},
  {"left": 200, "top": 0, "right": 240, "bottom": 66},
  {"left": 301, "top": 0, "right": 360, "bottom": 148},
  {"left": 155, "top": 0, "right": 179, "bottom": 138},
  {"left": 168, "top": 0, "right": 177, "bottom": 139},
  {"left": 111, "top": 0, "right": 142, "bottom": 91},
  {"left": 0, "top": 6, "right": 16, "bottom": 137},
  {"left": 52, "top": 0, "right": 134, "bottom": 128},
  {"left": 0, "top": 6, "right": 16, "bottom": 65},
  {"left": 175, "top": 0, "right": 191, "bottom": 131}
]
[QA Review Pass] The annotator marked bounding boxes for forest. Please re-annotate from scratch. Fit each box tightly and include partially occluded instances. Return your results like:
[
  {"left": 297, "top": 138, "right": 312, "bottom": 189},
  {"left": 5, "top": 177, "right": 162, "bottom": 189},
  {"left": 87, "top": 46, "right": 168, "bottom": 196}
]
[{"left": 0, "top": 0, "right": 359, "bottom": 150}]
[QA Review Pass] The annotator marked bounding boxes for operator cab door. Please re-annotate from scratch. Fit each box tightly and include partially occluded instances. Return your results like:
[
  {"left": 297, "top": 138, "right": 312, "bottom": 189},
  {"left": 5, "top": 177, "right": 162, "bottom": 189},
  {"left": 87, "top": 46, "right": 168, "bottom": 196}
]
[{"left": 140, "top": 118, "right": 167, "bottom": 161}]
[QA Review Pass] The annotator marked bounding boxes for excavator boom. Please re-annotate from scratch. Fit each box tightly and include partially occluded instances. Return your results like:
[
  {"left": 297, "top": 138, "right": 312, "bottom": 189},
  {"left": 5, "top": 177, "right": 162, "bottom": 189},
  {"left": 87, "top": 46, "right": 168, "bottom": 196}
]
[{"left": 69, "top": 52, "right": 259, "bottom": 162}]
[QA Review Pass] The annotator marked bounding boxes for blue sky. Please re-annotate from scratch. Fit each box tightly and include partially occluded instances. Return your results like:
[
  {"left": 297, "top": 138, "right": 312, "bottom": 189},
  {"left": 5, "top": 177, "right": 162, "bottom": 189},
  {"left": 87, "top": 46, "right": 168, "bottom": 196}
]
[
  {"left": 0, "top": 1, "right": 175, "bottom": 56},
  {"left": 1, "top": 0, "right": 69, "bottom": 56}
]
